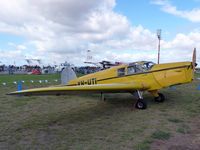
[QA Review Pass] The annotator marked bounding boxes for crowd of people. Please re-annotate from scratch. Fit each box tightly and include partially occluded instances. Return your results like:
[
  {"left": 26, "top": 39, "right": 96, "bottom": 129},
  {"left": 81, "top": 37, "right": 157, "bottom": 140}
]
[
  {"left": 0, "top": 64, "right": 100, "bottom": 75},
  {"left": 0, "top": 65, "right": 56, "bottom": 74}
]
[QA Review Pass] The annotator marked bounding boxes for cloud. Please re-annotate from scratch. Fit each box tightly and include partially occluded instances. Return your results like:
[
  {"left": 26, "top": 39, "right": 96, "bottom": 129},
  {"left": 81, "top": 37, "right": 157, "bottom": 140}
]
[
  {"left": 151, "top": 0, "right": 200, "bottom": 22},
  {"left": 0, "top": 0, "right": 157, "bottom": 65},
  {"left": 0, "top": 0, "right": 199, "bottom": 66}
]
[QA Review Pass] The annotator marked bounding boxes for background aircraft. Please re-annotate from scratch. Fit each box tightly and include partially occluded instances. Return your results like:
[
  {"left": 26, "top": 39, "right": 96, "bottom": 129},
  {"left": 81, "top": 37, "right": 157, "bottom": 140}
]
[{"left": 9, "top": 49, "right": 197, "bottom": 109}]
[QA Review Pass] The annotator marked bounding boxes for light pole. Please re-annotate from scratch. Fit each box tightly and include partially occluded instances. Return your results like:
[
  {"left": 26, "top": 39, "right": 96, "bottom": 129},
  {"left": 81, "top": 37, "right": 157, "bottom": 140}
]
[{"left": 157, "top": 29, "right": 161, "bottom": 64}]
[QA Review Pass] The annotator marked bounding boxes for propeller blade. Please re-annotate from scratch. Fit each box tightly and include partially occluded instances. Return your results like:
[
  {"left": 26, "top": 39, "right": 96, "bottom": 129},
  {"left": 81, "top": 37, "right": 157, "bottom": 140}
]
[{"left": 192, "top": 48, "right": 197, "bottom": 71}]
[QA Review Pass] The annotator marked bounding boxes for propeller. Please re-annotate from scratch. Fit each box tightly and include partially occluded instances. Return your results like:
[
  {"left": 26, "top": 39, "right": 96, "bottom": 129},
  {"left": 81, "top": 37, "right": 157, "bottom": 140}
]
[{"left": 192, "top": 48, "right": 197, "bottom": 71}]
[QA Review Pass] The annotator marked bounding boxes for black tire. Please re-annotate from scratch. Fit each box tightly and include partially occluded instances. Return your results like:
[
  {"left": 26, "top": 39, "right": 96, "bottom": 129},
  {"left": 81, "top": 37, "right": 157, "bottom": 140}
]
[
  {"left": 154, "top": 93, "right": 165, "bottom": 102},
  {"left": 135, "top": 99, "right": 147, "bottom": 109}
]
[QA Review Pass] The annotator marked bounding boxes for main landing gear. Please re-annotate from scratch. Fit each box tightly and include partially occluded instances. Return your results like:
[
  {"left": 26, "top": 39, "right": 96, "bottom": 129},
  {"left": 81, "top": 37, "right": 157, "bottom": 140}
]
[
  {"left": 132, "top": 91, "right": 165, "bottom": 109},
  {"left": 132, "top": 91, "right": 147, "bottom": 109},
  {"left": 154, "top": 93, "right": 165, "bottom": 103}
]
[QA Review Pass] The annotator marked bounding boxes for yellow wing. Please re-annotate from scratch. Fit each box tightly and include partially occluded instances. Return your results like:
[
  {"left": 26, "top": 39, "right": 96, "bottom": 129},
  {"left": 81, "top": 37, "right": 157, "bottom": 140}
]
[{"left": 8, "top": 82, "right": 149, "bottom": 96}]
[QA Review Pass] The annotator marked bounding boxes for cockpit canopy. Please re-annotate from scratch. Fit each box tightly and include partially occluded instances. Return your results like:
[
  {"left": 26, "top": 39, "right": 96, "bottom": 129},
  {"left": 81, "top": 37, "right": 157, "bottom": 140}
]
[
  {"left": 128, "top": 61, "right": 155, "bottom": 71},
  {"left": 117, "top": 61, "right": 155, "bottom": 76}
]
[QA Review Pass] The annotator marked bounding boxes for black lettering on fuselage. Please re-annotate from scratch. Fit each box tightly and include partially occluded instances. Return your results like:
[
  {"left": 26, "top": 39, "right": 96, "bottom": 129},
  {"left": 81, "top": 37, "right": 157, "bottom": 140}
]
[{"left": 78, "top": 78, "right": 97, "bottom": 85}]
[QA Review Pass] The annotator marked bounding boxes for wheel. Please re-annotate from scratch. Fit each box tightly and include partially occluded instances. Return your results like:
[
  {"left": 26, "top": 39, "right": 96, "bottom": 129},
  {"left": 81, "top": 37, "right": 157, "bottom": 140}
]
[
  {"left": 135, "top": 99, "right": 147, "bottom": 109},
  {"left": 154, "top": 93, "right": 165, "bottom": 102}
]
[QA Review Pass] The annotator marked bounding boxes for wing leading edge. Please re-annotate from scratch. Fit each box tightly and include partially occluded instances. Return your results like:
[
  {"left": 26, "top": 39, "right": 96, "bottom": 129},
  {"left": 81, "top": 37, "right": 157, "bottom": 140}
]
[{"left": 8, "top": 82, "right": 149, "bottom": 96}]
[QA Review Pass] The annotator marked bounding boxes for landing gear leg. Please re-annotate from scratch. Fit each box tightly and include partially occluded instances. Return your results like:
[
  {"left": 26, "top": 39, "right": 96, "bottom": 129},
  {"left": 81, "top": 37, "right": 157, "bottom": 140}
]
[
  {"left": 132, "top": 91, "right": 147, "bottom": 109},
  {"left": 101, "top": 92, "right": 106, "bottom": 101}
]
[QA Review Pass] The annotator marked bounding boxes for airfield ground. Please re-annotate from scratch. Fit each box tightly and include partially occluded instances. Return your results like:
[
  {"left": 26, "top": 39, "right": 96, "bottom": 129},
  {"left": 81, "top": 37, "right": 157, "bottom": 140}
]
[{"left": 0, "top": 74, "right": 200, "bottom": 150}]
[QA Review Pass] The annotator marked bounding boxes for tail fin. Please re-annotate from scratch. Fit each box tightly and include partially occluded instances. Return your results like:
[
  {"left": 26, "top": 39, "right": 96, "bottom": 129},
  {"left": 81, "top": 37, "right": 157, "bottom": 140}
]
[
  {"left": 192, "top": 48, "right": 197, "bottom": 71},
  {"left": 61, "top": 66, "right": 77, "bottom": 85}
]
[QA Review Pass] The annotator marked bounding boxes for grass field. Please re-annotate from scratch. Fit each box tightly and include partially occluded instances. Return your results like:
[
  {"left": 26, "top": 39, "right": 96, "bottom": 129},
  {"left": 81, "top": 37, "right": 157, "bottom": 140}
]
[
  {"left": 0, "top": 74, "right": 200, "bottom": 149},
  {"left": 0, "top": 74, "right": 60, "bottom": 84}
]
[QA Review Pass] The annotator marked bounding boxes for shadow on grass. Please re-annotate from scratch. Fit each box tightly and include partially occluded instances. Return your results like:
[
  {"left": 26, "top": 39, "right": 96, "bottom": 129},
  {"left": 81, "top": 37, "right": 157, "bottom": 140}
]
[
  {"left": 16, "top": 93, "right": 158, "bottom": 130},
  {"left": 20, "top": 97, "right": 134, "bottom": 130}
]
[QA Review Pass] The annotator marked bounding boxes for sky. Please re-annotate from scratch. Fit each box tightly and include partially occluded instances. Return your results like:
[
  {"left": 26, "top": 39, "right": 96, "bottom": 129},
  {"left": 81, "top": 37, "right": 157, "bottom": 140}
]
[{"left": 0, "top": 0, "right": 200, "bottom": 66}]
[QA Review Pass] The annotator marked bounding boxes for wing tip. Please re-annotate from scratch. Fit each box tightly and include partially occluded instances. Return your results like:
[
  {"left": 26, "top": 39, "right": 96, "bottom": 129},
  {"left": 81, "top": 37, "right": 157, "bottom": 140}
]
[
  {"left": 7, "top": 92, "right": 19, "bottom": 96},
  {"left": 7, "top": 91, "right": 26, "bottom": 96}
]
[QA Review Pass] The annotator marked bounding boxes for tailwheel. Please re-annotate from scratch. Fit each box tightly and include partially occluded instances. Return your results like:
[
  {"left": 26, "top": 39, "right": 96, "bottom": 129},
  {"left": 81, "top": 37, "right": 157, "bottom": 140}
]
[
  {"left": 135, "top": 99, "right": 147, "bottom": 109},
  {"left": 154, "top": 93, "right": 165, "bottom": 102}
]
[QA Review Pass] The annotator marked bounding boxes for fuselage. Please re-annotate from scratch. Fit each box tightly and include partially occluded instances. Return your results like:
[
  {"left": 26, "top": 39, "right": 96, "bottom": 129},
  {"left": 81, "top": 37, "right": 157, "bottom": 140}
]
[{"left": 68, "top": 61, "right": 194, "bottom": 91}]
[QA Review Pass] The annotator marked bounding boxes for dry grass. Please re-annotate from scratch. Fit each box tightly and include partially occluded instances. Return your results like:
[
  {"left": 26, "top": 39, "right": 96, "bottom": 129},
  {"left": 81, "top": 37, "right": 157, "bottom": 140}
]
[{"left": 0, "top": 74, "right": 200, "bottom": 150}]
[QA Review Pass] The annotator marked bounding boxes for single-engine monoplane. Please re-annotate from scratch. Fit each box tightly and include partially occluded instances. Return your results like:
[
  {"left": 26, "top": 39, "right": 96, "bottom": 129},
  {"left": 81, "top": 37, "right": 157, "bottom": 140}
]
[{"left": 9, "top": 49, "right": 197, "bottom": 109}]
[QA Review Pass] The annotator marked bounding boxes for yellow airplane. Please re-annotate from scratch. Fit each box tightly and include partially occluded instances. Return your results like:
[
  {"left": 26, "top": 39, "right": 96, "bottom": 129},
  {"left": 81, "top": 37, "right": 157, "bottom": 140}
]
[{"left": 9, "top": 49, "right": 197, "bottom": 109}]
